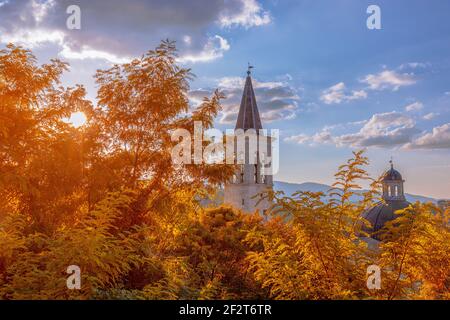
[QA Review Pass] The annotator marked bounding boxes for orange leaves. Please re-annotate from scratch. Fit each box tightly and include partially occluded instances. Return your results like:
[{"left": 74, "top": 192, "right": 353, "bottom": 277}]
[
  {"left": 93, "top": 40, "right": 232, "bottom": 191},
  {"left": 0, "top": 190, "right": 146, "bottom": 299},
  {"left": 377, "top": 203, "right": 450, "bottom": 299},
  {"left": 0, "top": 44, "right": 68, "bottom": 108},
  {"left": 1, "top": 41, "right": 448, "bottom": 301},
  {"left": 246, "top": 151, "right": 378, "bottom": 299}
]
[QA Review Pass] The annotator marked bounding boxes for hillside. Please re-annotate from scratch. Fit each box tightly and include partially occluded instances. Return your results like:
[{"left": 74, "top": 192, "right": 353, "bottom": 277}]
[{"left": 274, "top": 181, "right": 438, "bottom": 204}]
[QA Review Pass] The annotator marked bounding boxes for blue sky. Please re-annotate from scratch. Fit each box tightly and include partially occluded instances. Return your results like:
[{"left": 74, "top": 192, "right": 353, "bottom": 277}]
[{"left": 1, "top": 0, "right": 449, "bottom": 198}]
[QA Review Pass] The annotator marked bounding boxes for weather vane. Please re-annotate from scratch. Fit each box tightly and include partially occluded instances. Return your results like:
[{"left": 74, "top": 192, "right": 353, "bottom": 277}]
[{"left": 247, "top": 62, "right": 254, "bottom": 76}]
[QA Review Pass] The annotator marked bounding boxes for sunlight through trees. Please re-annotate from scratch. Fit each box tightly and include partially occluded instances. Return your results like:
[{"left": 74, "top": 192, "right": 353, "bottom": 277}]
[{"left": 0, "top": 43, "right": 448, "bottom": 300}]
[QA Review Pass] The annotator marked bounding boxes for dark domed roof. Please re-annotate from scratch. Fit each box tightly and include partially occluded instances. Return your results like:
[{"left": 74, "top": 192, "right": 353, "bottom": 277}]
[
  {"left": 361, "top": 200, "right": 410, "bottom": 240},
  {"left": 382, "top": 167, "right": 403, "bottom": 181}
]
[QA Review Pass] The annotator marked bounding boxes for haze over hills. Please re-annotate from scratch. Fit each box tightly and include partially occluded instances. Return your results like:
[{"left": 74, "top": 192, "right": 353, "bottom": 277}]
[
  {"left": 274, "top": 181, "right": 438, "bottom": 204},
  {"left": 209, "top": 181, "right": 438, "bottom": 207}
]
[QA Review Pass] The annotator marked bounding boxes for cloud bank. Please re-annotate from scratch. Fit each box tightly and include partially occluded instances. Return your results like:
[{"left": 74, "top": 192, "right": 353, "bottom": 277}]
[
  {"left": 0, "top": 0, "right": 271, "bottom": 64},
  {"left": 286, "top": 111, "right": 450, "bottom": 150}
]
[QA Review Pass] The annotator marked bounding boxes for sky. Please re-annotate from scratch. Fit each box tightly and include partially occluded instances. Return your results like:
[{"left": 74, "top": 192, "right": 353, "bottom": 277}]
[{"left": 1, "top": 0, "right": 449, "bottom": 199}]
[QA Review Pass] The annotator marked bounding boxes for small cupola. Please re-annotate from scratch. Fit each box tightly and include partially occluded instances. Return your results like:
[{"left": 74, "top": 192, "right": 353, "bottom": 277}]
[{"left": 382, "top": 160, "right": 406, "bottom": 201}]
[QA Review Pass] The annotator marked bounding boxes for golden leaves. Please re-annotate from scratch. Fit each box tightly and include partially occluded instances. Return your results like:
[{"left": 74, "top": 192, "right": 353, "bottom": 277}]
[{"left": 1, "top": 42, "right": 448, "bottom": 301}]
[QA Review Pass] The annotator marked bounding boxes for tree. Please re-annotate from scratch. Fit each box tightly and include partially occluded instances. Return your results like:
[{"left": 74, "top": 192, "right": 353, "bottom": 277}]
[
  {"left": 246, "top": 151, "right": 377, "bottom": 299},
  {"left": 0, "top": 40, "right": 235, "bottom": 300},
  {"left": 1, "top": 42, "right": 448, "bottom": 301},
  {"left": 0, "top": 44, "right": 94, "bottom": 234},
  {"left": 178, "top": 206, "right": 266, "bottom": 299},
  {"left": 94, "top": 40, "right": 233, "bottom": 193},
  {"left": 376, "top": 203, "right": 450, "bottom": 300}
]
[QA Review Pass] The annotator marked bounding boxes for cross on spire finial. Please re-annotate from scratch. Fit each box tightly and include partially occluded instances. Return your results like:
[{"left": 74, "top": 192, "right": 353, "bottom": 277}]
[
  {"left": 247, "top": 63, "right": 254, "bottom": 76},
  {"left": 390, "top": 156, "right": 394, "bottom": 169}
]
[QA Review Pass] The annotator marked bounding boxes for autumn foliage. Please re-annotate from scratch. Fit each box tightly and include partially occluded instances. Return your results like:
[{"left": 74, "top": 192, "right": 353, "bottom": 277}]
[{"left": 0, "top": 42, "right": 448, "bottom": 300}]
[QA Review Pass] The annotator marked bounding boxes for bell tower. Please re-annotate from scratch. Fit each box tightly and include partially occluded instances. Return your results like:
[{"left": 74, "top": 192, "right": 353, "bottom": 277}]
[{"left": 223, "top": 66, "right": 273, "bottom": 213}]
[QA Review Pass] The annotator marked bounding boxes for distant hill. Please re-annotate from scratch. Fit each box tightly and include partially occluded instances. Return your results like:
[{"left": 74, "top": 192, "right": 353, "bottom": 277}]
[
  {"left": 206, "top": 181, "right": 437, "bottom": 207},
  {"left": 274, "top": 181, "right": 438, "bottom": 204}
]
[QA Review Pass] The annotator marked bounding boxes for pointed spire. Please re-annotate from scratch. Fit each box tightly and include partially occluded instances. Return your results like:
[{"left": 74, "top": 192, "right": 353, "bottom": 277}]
[
  {"left": 390, "top": 157, "right": 394, "bottom": 170},
  {"left": 235, "top": 65, "right": 263, "bottom": 131}
]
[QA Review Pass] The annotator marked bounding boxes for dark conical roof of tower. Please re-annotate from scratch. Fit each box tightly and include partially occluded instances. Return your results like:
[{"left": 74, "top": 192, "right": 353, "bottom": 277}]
[{"left": 235, "top": 71, "right": 263, "bottom": 130}]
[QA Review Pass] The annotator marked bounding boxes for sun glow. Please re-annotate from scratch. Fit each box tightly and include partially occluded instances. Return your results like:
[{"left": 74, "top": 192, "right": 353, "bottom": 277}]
[{"left": 66, "top": 112, "right": 87, "bottom": 128}]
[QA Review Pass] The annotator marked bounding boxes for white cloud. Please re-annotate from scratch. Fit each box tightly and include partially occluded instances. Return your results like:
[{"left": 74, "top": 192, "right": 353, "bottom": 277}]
[
  {"left": 219, "top": 0, "right": 271, "bottom": 28},
  {"left": 423, "top": 112, "right": 438, "bottom": 120},
  {"left": 404, "top": 101, "right": 424, "bottom": 112},
  {"left": 288, "top": 114, "right": 450, "bottom": 151},
  {"left": 322, "top": 120, "right": 368, "bottom": 131},
  {"left": 60, "top": 44, "right": 131, "bottom": 64},
  {"left": 406, "top": 123, "right": 450, "bottom": 149},
  {"left": 284, "top": 134, "right": 310, "bottom": 144},
  {"left": 177, "top": 35, "right": 230, "bottom": 63},
  {"left": 320, "top": 82, "right": 367, "bottom": 105},
  {"left": 357, "top": 111, "right": 415, "bottom": 135},
  {"left": 319, "top": 64, "right": 422, "bottom": 105},
  {"left": 1, "top": 27, "right": 131, "bottom": 64},
  {"left": 0, "top": 28, "right": 65, "bottom": 48},
  {"left": 285, "top": 131, "right": 334, "bottom": 145},
  {"left": 361, "top": 70, "right": 416, "bottom": 91},
  {"left": 335, "top": 112, "right": 419, "bottom": 148},
  {"left": 286, "top": 111, "right": 421, "bottom": 148},
  {"left": 31, "top": 0, "right": 55, "bottom": 23}
]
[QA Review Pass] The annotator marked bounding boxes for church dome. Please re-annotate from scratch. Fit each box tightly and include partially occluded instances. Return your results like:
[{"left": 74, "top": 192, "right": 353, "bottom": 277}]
[
  {"left": 382, "top": 167, "right": 403, "bottom": 181},
  {"left": 361, "top": 200, "right": 410, "bottom": 239},
  {"left": 361, "top": 160, "right": 409, "bottom": 240}
]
